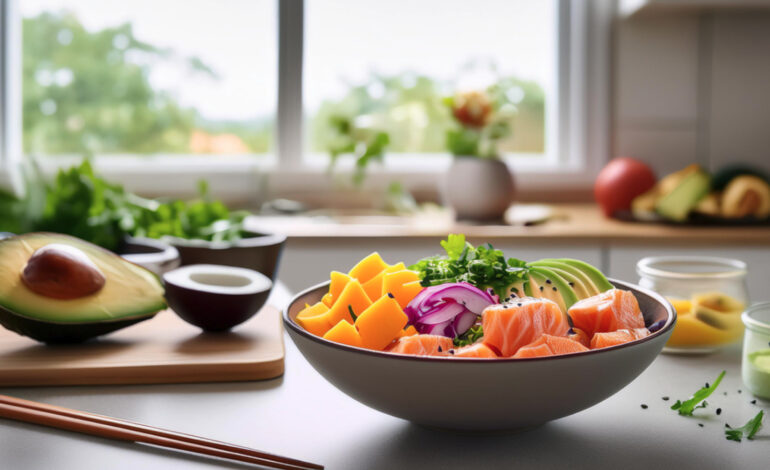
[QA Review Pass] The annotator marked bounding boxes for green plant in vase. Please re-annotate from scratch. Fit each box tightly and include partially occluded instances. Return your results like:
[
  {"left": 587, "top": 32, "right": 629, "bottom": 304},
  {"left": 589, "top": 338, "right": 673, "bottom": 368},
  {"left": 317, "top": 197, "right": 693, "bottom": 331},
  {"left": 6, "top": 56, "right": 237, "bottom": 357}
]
[
  {"left": 443, "top": 90, "right": 516, "bottom": 221},
  {"left": 325, "top": 114, "right": 390, "bottom": 186}
]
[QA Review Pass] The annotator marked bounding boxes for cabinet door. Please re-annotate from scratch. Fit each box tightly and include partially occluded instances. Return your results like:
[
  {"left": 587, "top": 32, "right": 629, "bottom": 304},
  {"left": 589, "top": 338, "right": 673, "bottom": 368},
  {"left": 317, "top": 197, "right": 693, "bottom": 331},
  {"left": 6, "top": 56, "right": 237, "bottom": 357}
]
[
  {"left": 279, "top": 238, "right": 602, "bottom": 294},
  {"left": 609, "top": 244, "right": 770, "bottom": 302}
]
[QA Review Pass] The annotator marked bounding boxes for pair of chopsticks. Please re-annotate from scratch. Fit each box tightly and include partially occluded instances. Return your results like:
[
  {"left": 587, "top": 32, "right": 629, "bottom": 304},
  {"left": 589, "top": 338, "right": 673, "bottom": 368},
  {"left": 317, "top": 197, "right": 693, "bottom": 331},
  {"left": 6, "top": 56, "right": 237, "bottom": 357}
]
[{"left": 0, "top": 394, "right": 322, "bottom": 470}]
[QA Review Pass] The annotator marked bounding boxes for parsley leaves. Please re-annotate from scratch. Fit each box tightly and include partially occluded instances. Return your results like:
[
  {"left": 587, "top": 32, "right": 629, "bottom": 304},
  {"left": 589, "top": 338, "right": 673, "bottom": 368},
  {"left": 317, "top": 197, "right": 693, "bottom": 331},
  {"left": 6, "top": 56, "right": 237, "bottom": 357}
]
[
  {"left": 725, "top": 410, "right": 764, "bottom": 442},
  {"left": 453, "top": 325, "right": 484, "bottom": 347},
  {"left": 671, "top": 370, "right": 725, "bottom": 416},
  {"left": 409, "top": 234, "right": 527, "bottom": 298}
]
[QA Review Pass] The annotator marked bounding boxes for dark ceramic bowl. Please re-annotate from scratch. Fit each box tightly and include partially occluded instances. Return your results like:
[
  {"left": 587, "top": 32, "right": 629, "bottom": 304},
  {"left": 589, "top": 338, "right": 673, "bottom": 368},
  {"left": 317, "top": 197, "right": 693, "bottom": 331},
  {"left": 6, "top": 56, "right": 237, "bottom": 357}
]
[
  {"left": 164, "top": 264, "right": 273, "bottom": 331},
  {"left": 166, "top": 232, "right": 286, "bottom": 282},
  {"left": 284, "top": 279, "right": 676, "bottom": 431},
  {"left": 119, "top": 236, "right": 180, "bottom": 276}
]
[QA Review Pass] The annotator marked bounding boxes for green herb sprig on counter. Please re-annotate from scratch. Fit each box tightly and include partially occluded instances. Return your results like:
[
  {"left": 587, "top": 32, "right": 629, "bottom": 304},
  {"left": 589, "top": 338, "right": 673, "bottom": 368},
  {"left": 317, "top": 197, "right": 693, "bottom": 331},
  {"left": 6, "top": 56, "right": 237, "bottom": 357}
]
[
  {"left": 725, "top": 410, "right": 764, "bottom": 442},
  {"left": 453, "top": 324, "right": 484, "bottom": 348},
  {"left": 409, "top": 234, "right": 527, "bottom": 299},
  {"left": 670, "top": 370, "right": 725, "bottom": 416}
]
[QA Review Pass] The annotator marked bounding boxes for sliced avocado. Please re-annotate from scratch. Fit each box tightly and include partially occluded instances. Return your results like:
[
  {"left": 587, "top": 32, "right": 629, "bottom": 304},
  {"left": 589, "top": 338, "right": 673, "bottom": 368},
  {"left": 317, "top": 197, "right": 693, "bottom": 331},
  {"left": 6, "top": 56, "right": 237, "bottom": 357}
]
[
  {"left": 532, "top": 265, "right": 592, "bottom": 299},
  {"left": 530, "top": 260, "right": 601, "bottom": 297},
  {"left": 655, "top": 169, "right": 710, "bottom": 221},
  {"left": 527, "top": 267, "right": 579, "bottom": 313},
  {"left": 694, "top": 306, "right": 743, "bottom": 331},
  {"left": 538, "top": 258, "right": 614, "bottom": 293},
  {"left": 0, "top": 233, "right": 166, "bottom": 343}
]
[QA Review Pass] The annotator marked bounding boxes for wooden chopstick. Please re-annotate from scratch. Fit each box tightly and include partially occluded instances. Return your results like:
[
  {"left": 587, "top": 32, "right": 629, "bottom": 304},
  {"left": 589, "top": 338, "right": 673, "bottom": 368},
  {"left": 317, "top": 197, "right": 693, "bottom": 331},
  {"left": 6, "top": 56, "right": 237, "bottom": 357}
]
[{"left": 0, "top": 394, "right": 322, "bottom": 470}]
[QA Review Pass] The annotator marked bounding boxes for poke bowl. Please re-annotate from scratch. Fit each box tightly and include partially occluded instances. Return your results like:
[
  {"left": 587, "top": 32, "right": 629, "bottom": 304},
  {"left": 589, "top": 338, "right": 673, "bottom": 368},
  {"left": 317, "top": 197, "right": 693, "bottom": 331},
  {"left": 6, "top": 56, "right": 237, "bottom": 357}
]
[{"left": 284, "top": 237, "right": 676, "bottom": 431}]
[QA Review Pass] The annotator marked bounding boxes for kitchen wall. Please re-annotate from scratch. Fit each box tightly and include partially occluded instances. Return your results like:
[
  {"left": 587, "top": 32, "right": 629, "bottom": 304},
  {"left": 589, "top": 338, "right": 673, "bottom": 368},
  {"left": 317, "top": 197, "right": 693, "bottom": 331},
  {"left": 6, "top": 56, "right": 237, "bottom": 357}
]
[{"left": 613, "top": 9, "right": 770, "bottom": 177}]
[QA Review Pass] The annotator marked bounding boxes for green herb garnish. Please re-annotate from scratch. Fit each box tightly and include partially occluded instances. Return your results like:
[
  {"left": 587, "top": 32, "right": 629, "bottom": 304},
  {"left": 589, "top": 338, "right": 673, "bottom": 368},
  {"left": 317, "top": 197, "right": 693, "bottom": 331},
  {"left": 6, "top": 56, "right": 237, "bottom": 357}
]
[
  {"left": 347, "top": 305, "right": 358, "bottom": 322},
  {"left": 453, "top": 324, "right": 484, "bottom": 347},
  {"left": 725, "top": 410, "right": 764, "bottom": 442},
  {"left": 409, "top": 234, "right": 527, "bottom": 298},
  {"left": 670, "top": 370, "right": 726, "bottom": 416}
]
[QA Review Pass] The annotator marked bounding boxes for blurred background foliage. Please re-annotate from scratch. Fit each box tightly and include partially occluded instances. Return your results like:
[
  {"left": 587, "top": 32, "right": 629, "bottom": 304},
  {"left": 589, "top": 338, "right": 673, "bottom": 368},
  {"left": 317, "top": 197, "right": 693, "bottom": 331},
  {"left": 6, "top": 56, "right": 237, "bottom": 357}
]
[{"left": 23, "top": 12, "right": 545, "bottom": 158}]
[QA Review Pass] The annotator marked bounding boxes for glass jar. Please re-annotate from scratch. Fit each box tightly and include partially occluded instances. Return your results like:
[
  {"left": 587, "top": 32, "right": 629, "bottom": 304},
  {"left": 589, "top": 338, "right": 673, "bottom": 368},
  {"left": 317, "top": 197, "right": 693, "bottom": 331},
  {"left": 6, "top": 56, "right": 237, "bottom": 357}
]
[
  {"left": 637, "top": 256, "right": 748, "bottom": 354},
  {"left": 742, "top": 303, "right": 770, "bottom": 399}
]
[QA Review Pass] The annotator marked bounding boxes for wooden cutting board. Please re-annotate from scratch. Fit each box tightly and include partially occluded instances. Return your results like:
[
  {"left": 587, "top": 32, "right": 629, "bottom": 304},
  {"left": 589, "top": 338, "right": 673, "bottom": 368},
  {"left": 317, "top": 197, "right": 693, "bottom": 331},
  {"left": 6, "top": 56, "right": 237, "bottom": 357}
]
[{"left": 0, "top": 305, "right": 284, "bottom": 387}]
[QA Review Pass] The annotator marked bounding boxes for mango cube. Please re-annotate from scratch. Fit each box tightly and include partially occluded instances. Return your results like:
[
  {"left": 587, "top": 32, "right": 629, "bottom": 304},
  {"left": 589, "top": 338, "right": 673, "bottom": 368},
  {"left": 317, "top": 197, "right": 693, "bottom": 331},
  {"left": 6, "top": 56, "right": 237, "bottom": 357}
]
[
  {"left": 323, "top": 319, "right": 364, "bottom": 348},
  {"left": 296, "top": 302, "right": 332, "bottom": 337},
  {"left": 356, "top": 295, "right": 409, "bottom": 350},
  {"left": 348, "top": 252, "right": 389, "bottom": 284}
]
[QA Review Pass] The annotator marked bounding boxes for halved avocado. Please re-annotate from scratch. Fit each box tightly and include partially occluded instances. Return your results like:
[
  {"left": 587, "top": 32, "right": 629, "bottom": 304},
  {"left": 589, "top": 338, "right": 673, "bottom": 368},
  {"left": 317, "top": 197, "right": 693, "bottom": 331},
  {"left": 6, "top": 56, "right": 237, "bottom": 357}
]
[{"left": 0, "top": 233, "right": 166, "bottom": 343}]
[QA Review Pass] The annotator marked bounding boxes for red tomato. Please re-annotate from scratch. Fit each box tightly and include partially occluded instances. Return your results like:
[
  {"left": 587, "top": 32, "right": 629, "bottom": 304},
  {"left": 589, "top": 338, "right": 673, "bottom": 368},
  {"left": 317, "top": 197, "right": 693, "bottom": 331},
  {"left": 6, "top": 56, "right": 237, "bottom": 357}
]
[{"left": 594, "top": 157, "right": 657, "bottom": 217}]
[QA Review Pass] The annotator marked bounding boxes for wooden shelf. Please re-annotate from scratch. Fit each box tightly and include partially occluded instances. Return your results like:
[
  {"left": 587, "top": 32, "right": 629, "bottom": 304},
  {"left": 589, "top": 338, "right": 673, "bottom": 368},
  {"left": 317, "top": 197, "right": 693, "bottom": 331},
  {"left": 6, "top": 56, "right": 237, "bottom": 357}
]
[{"left": 245, "top": 203, "right": 770, "bottom": 244}]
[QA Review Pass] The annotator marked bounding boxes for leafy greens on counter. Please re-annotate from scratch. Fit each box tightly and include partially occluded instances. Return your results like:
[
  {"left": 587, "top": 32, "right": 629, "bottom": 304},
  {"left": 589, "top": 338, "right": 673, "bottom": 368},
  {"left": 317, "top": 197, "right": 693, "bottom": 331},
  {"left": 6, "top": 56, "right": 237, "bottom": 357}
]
[
  {"left": 409, "top": 234, "right": 527, "bottom": 299},
  {"left": 0, "top": 161, "right": 248, "bottom": 252},
  {"left": 670, "top": 370, "right": 725, "bottom": 416},
  {"left": 725, "top": 410, "right": 764, "bottom": 442}
]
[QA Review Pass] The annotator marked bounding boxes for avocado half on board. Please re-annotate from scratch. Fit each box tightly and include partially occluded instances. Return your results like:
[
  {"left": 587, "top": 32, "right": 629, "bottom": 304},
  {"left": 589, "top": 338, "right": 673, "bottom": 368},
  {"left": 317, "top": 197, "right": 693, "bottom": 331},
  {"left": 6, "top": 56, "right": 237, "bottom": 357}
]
[{"left": 0, "top": 233, "right": 166, "bottom": 343}]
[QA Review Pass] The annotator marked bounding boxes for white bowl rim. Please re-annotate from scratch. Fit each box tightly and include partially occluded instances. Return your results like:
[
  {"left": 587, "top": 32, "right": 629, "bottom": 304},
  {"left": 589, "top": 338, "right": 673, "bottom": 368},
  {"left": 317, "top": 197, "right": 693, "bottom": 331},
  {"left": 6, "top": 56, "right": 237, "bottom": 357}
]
[{"left": 283, "top": 278, "right": 677, "bottom": 363}]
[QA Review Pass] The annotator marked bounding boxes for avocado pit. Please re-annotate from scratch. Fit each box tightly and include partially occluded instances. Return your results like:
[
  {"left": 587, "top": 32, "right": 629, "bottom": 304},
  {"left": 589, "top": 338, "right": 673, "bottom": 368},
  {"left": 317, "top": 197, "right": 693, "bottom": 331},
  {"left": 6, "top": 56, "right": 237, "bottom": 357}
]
[{"left": 21, "top": 243, "right": 106, "bottom": 300}]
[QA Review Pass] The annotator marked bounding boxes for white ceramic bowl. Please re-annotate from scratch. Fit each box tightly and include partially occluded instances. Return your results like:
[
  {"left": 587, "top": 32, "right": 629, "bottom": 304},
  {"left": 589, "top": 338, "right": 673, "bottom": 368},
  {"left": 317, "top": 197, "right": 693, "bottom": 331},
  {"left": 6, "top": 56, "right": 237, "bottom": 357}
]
[{"left": 284, "top": 279, "right": 675, "bottom": 431}]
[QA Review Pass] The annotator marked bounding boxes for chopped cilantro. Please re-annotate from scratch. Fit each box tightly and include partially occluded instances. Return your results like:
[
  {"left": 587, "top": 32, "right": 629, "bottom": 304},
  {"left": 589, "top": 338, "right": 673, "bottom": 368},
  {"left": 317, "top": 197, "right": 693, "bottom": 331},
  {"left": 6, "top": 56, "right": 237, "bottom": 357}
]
[
  {"left": 453, "top": 324, "right": 484, "bottom": 347},
  {"left": 409, "top": 234, "right": 527, "bottom": 298},
  {"left": 671, "top": 371, "right": 725, "bottom": 416},
  {"left": 725, "top": 410, "right": 764, "bottom": 442}
]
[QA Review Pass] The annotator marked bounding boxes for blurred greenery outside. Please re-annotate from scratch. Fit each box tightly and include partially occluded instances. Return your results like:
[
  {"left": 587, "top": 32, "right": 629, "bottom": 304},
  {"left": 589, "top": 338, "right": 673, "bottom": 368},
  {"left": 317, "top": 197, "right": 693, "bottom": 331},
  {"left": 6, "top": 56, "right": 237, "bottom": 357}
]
[{"left": 23, "top": 11, "right": 546, "bottom": 159}]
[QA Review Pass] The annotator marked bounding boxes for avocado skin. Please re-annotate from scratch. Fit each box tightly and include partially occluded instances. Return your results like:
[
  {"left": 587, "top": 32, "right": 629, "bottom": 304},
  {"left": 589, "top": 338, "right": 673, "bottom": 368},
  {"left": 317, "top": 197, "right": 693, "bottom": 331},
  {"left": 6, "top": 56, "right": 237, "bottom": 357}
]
[
  {"left": 0, "top": 305, "right": 157, "bottom": 343},
  {"left": 712, "top": 164, "right": 770, "bottom": 191}
]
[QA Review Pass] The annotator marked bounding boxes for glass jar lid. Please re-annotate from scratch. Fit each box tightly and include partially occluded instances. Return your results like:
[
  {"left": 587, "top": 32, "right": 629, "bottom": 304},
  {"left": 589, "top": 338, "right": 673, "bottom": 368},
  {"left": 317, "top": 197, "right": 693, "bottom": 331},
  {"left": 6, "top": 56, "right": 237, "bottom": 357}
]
[
  {"left": 636, "top": 256, "right": 747, "bottom": 281},
  {"left": 743, "top": 302, "right": 770, "bottom": 335}
]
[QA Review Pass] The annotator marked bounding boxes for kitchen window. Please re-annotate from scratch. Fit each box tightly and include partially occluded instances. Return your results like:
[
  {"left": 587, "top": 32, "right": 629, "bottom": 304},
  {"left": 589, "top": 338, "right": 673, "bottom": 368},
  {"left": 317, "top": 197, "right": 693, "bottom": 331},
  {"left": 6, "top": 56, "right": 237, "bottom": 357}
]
[{"left": 0, "top": 0, "right": 611, "bottom": 198}]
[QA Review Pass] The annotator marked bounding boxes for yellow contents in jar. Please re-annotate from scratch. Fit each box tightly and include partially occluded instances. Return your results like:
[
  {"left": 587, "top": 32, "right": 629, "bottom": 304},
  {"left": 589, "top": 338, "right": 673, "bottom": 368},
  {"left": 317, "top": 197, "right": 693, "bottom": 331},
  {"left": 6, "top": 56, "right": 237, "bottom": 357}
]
[{"left": 666, "top": 292, "right": 745, "bottom": 348}]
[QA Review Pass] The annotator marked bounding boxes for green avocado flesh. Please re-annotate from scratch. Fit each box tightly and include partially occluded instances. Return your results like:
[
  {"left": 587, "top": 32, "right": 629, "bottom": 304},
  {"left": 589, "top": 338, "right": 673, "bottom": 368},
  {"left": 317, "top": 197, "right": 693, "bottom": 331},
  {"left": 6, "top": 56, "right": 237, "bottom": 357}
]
[
  {"left": 655, "top": 170, "right": 710, "bottom": 221},
  {"left": 0, "top": 233, "right": 165, "bottom": 343},
  {"left": 506, "top": 259, "right": 613, "bottom": 313}
]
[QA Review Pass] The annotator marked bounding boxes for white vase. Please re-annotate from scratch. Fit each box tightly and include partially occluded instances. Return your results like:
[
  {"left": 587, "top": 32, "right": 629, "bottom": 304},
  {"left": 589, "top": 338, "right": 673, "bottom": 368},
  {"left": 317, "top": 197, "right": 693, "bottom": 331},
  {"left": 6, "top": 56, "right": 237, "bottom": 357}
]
[{"left": 443, "top": 157, "right": 516, "bottom": 221}]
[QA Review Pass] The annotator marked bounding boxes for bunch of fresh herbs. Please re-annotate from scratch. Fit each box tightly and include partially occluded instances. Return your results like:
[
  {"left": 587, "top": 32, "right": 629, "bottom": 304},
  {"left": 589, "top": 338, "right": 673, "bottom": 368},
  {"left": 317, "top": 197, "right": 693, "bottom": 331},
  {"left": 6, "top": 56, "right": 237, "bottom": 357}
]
[
  {"left": 0, "top": 160, "right": 248, "bottom": 252},
  {"left": 409, "top": 233, "right": 527, "bottom": 298}
]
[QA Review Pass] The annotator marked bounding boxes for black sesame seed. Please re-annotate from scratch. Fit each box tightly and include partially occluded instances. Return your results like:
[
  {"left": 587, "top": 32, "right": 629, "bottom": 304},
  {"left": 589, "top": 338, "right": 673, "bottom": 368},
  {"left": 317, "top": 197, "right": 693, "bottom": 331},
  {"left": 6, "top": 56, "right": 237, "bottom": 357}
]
[
  {"left": 387, "top": 292, "right": 394, "bottom": 299},
  {"left": 716, "top": 408, "right": 722, "bottom": 415},
  {"left": 705, "top": 382, "right": 710, "bottom": 388},
  {"left": 517, "top": 303, "right": 522, "bottom": 307},
  {"left": 449, "top": 349, "right": 455, "bottom": 355},
  {"left": 698, "top": 423, "right": 704, "bottom": 428},
  {"left": 662, "top": 396, "right": 670, "bottom": 401},
  {"left": 552, "top": 287, "right": 557, "bottom": 292},
  {"left": 641, "top": 404, "right": 648, "bottom": 409},
  {"left": 725, "top": 423, "right": 731, "bottom": 428},
  {"left": 751, "top": 399, "right": 757, "bottom": 405},
  {"left": 738, "top": 390, "right": 742, "bottom": 394},
  {"left": 569, "top": 282, "right": 575, "bottom": 287},
  {"left": 545, "top": 279, "right": 552, "bottom": 284},
  {"left": 437, "top": 346, "right": 443, "bottom": 353},
  {"left": 539, "top": 286, "right": 544, "bottom": 292},
  {"left": 723, "top": 392, "right": 728, "bottom": 396},
  {"left": 512, "top": 287, "right": 519, "bottom": 293}
]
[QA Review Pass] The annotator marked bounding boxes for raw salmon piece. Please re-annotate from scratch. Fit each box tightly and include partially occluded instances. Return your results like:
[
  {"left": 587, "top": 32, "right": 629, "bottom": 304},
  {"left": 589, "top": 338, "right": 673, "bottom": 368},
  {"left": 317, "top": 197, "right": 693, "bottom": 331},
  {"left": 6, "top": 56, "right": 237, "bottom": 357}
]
[
  {"left": 568, "top": 327, "right": 591, "bottom": 348},
  {"left": 568, "top": 289, "right": 645, "bottom": 337},
  {"left": 482, "top": 297, "right": 570, "bottom": 357},
  {"left": 388, "top": 334, "right": 452, "bottom": 356},
  {"left": 591, "top": 328, "right": 650, "bottom": 349},
  {"left": 512, "top": 334, "right": 590, "bottom": 358},
  {"left": 452, "top": 342, "right": 498, "bottom": 358}
]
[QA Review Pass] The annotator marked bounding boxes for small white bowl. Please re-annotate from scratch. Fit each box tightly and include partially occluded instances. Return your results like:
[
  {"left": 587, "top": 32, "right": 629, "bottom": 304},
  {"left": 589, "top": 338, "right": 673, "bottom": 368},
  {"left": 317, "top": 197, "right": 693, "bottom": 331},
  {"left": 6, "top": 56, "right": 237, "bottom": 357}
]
[{"left": 284, "top": 279, "right": 675, "bottom": 431}]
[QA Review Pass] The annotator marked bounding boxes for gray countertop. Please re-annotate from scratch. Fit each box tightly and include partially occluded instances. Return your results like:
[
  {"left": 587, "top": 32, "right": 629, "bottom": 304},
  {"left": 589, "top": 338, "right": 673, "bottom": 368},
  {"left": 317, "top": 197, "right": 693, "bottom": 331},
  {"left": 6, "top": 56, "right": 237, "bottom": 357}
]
[{"left": 0, "top": 284, "right": 767, "bottom": 470}]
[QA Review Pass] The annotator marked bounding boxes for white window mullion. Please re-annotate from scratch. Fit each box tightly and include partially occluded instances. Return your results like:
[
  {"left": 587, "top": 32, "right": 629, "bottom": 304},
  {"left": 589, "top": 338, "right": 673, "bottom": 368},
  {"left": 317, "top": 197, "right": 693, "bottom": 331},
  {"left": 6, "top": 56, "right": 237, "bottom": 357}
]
[
  {"left": 0, "top": 0, "right": 22, "bottom": 193},
  {"left": 277, "top": 0, "right": 304, "bottom": 170}
]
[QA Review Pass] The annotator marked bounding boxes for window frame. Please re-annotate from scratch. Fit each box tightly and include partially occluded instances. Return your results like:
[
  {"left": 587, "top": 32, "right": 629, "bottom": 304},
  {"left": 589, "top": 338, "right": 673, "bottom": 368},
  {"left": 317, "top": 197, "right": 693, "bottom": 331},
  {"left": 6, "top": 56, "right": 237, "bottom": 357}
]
[{"left": 0, "top": 0, "right": 613, "bottom": 201}]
